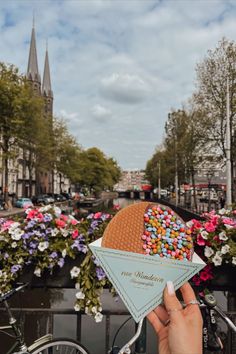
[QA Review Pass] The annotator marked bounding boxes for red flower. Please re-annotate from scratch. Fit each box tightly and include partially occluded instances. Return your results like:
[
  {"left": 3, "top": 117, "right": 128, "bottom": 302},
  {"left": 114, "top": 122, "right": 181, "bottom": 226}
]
[
  {"left": 197, "top": 234, "right": 206, "bottom": 246},
  {"left": 72, "top": 229, "right": 79, "bottom": 239},
  {"left": 94, "top": 212, "right": 102, "bottom": 219},
  {"left": 55, "top": 219, "right": 66, "bottom": 228},
  {"left": 204, "top": 221, "right": 216, "bottom": 232}
]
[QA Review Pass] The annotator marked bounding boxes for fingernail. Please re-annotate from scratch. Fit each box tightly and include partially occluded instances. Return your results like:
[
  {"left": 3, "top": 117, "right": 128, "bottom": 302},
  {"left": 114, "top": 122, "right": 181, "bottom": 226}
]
[{"left": 167, "top": 281, "right": 175, "bottom": 296}]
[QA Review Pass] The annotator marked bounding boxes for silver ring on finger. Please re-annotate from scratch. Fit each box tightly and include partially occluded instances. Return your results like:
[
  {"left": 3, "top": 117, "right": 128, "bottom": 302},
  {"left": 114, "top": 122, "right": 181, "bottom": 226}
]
[{"left": 184, "top": 300, "right": 200, "bottom": 307}]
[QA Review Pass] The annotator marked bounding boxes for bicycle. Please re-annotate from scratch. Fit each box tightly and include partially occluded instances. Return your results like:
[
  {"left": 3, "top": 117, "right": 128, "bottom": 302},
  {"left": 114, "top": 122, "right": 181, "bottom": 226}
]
[
  {"left": 108, "top": 292, "right": 236, "bottom": 354},
  {"left": 1, "top": 283, "right": 236, "bottom": 354},
  {"left": 0, "top": 283, "right": 90, "bottom": 354}
]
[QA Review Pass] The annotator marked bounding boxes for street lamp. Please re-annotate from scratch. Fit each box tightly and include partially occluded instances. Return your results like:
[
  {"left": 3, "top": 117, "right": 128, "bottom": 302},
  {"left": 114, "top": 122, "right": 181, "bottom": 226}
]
[
  {"left": 158, "top": 162, "right": 161, "bottom": 199},
  {"left": 226, "top": 77, "right": 232, "bottom": 208}
]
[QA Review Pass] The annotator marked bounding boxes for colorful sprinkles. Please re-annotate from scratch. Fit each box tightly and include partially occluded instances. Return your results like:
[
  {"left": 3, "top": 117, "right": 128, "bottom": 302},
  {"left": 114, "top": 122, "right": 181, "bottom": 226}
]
[{"left": 142, "top": 204, "right": 193, "bottom": 261}]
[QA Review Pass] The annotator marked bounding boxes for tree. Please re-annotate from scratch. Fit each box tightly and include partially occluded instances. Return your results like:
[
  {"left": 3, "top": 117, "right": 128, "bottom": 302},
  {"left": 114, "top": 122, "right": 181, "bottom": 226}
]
[
  {"left": 77, "top": 147, "right": 121, "bottom": 195},
  {"left": 17, "top": 82, "right": 46, "bottom": 196},
  {"left": 0, "top": 63, "right": 26, "bottom": 201},
  {"left": 52, "top": 117, "right": 82, "bottom": 188},
  {"left": 194, "top": 38, "right": 236, "bottom": 199}
]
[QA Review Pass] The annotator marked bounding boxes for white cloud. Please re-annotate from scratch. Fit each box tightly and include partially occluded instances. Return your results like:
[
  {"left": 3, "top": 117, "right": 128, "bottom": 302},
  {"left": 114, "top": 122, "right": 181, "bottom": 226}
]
[
  {"left": 101, "top": 73, "right": 150, "bottom": 104},
  {"left": 91, "top": 104, "right": 112, "bottom": 120}
]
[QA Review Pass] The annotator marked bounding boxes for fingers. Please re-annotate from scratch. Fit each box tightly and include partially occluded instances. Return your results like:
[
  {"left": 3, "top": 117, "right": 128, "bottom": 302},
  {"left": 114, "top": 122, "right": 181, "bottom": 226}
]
[
  {"left": 163, "top": 281, "right": 183, "bottom": 319},
  {"left": 147, "top": 310, "right": 164, "bottom": 334},
  {"left": 180, "top": 282, "right": 197, "bottom": 305},
  {"left": 153, "top": 305, "right": 169, "bottom": 324}
]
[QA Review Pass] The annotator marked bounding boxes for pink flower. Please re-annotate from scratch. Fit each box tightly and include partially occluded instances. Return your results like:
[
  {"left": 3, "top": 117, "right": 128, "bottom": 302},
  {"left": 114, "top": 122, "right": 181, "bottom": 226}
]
[
  {"left": 1, "top": 220, "right": 14, "bottom": 231},
  {"left": 192, "top": 219, "right": 202, "bottom": 229},
  {"left": 197, "top": 234, "right": 206, "bottom": 246},
  {"left": 70, "top": 218, "right": 78, "bottom": 225},
  {"left": 72, "top": 229, "right": 79, "bottom": 239},
  {"left": 204, "top": 222, "right": 216, "bottom": 232},
  {"left": 94, "top": 212, "right": 102, "bottom": 219},
  {"left": 199, "top": 267, "right": 214, "bottom": 281},
  {"left": 26, "top": 209, "right": 38, "bottom": 219},
  {"left": 55, "top": 219, "right": 66, "bottom": 228},
  {"left": 192, "top": 275, "right": 201, "bottom": 286},
  {"left": 60, "top": 214, "right": 68, "bottom": 221}
]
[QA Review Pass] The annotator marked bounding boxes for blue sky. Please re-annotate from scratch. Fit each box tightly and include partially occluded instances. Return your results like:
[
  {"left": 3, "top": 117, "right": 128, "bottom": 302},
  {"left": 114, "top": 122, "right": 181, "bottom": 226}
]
[{"left": 0, "top": 0, "right": 236, "bottom": 170}]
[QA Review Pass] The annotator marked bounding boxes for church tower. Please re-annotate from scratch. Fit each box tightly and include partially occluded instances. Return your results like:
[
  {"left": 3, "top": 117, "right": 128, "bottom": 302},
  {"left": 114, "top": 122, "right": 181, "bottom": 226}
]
[
  {"left": 42, "top": 44, "right": 53, "bottom": 117},
  {"left": 27, "top": 21, "right": 41, "bottom": 95}
]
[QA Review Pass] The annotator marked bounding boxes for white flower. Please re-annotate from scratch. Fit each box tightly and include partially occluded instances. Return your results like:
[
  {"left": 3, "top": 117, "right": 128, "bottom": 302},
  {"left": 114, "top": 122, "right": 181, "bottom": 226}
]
[
  {"left": 204, "top": 246, "right": 214, "bottom": 258},
  {"left": 91, "top": 306, "right": 97, "bottom": 313},
  {"left": 11, "top": 242, "right": 17, "bottom": 248},
  {"left": 232, "top": 257, "right": 236, "bottom": 265},
  {"left": 76, "top": 291, "right": 85, "bottom": 300},
  {"left": 212, "top": 251, "right": 222, "bottom": 266},
  {"left": 62, "top": 249, "right": 67, "bottom": 258},
  {"left": 51, "top": 228, "right": 59, "bottom": 237},
  {"left": 186, "top": 220, "right": 193, "bottom": 228},
  {"left": 201, "top": 231, "right": 209, "bottom": 240},
  {"left": 11, "top": 229, "right": 24, "bottom": 240},
  {"left": 70, "top": 266, "right": 80, "bottom": 278},
  {"left": 225, "top": 224, "right": 233, "bottom": 230},
  {"left": 9, "top": 222, "right": 20, "bottom": 231},
  {"left": 38, "top": 241, "right": 49, "bottom": 251},
  {"left": 218, "top": 208, "right": 227, "bottom": 215},
  {"left": 221, "top": 245, "right": 230, "bottom": 254},
  {"left": 94, "top": 312, "right": 103, "bottom": 323},
  {"left": 61, "top": 229, "right": 69, "bottom": 237},
  {"left": 39, "top": 205, "right": 51, "bottom": 212},
  {"left": 74, "top": 303, "right": 81, "bottom": 312},
  {"left": 34, "top": 267, "right": 41, "bottom": 277},
  {"left": 219, "top": 231, "right": 228, "bottom": 241},
  {"left": 75, "top": 282, "right": 80, "bottom": 290},
  {"left": 53, "top": 206, "right": 62, "bottom": 217},
  {"left": 85, "top": 307, "right": 89, "bottom": 314}
]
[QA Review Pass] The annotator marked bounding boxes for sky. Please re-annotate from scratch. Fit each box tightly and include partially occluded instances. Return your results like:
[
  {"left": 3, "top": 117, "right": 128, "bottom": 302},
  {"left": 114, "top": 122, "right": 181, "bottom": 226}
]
[{"left": 0, "top": 0, "right": 236, "bottom": 170}]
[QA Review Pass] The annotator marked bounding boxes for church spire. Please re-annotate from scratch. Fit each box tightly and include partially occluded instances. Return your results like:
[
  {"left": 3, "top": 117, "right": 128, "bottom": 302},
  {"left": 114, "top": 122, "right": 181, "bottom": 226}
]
[
  {"left": 27, "top": 21, "right": 41, "bottom": 83},
  {"left": 42, "top": 43, "right": 53, "bottom": 98}
]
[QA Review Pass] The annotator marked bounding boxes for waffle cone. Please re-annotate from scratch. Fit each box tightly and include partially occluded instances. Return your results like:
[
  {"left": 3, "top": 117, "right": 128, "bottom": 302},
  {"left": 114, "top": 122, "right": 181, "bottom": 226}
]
[{"left": 102, "top": 202, "right": 187, "bottom": 255}]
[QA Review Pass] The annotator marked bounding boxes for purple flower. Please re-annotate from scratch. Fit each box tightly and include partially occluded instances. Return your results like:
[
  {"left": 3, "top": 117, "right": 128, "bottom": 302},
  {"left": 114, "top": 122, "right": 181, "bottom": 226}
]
[
  {"left": 50, "top": 252, "right": 58, "bottom": 259},
  {"left": 4, "top": 253, "right": 9, "bottom": 259},
  {"left": 92, "top": 256, "right": 100, "bottom": 266},
  {"left": 58, "top": 258, "right": 65, "bottom": 268},
  {"left": 91, "top": 220, "right": 99, "bottom": 229},
  {"left": 43, "top": 214, "right": 53, "bottom": 222},
  {"left": 29, "top": 241, "right": 37, "bottom": 249},
  {"left": 22, "top": 233, "right": 30, "bottom": 239},
  {"left": 11, "top": 264, "right": 21, "bottom": 273},
  {"left": 25, "top": 220, "right": 36, "bottom": 229},
  {"left": 96, "top": 267, "right": 106, "bottom": 280}
]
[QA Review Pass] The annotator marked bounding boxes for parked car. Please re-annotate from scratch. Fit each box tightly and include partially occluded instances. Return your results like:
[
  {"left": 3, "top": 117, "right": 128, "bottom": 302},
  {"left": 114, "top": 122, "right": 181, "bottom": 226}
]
[
  {"left": 52, "top": 193, "right": 67, "bottom": 202},
  {"left": 14, "top": 198, "right": 33, "bottom": 208},
  {"left": 31, "top": 195, "right": 51, "bottom": 205},
  {"left": 61, "top": 192, "right": 72, "bottom": 200}
]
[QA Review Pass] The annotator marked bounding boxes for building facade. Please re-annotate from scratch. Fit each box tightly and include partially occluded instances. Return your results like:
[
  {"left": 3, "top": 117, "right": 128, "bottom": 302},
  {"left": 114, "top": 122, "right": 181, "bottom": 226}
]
[{"left": 0, "top": 23, "right": 71, "bottom": 199}]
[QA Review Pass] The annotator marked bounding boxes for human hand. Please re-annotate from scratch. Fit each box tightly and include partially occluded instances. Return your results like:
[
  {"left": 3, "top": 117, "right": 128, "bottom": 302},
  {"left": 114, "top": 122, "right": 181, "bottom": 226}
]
[{"left": 147, "top": 281, "right": 203, "bottom": 354}]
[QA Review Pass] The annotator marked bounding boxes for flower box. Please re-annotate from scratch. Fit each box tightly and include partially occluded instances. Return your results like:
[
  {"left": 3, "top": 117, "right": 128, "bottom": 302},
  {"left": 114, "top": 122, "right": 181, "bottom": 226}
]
[
  {"left": 208, "top": 265, "right": 236, "bottom": 291},
  {"left": 17, "top": 256, "right": 84, "bottom": 288}
]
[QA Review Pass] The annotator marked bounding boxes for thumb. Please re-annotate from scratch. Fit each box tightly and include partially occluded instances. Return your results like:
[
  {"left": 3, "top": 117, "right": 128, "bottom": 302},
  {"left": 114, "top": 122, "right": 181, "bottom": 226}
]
[{"left": 164, "top": 281, "right": 183, "bottom": 320}]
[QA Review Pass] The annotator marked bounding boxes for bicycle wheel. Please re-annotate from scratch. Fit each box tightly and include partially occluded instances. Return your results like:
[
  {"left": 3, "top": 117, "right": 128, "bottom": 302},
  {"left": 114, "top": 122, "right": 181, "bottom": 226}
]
[{"left": 29, "top": 338, "right": 90, "bottom": 354}]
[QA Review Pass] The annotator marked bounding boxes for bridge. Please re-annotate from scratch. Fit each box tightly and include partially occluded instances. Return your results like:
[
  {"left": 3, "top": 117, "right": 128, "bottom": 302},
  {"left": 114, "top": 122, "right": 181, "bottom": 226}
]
[{"left": 117, "top": 190, "right": 154, "bottom": 200}]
